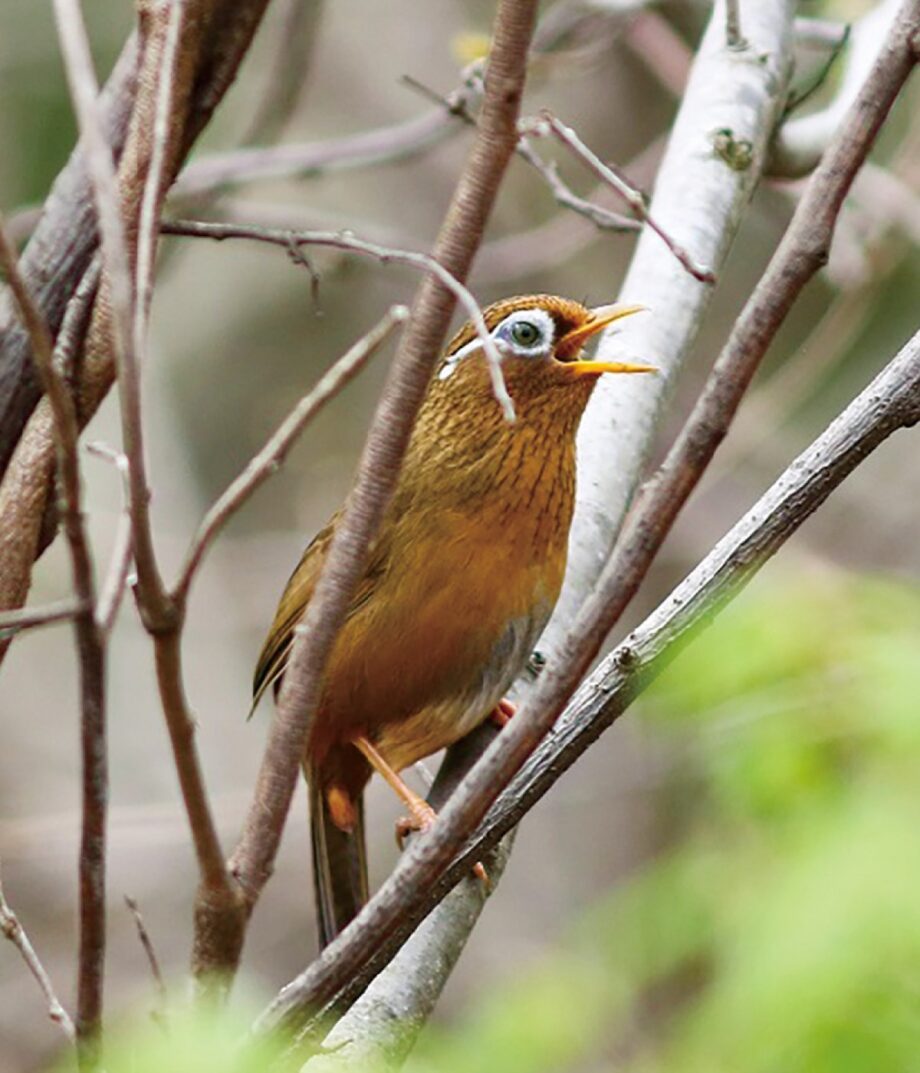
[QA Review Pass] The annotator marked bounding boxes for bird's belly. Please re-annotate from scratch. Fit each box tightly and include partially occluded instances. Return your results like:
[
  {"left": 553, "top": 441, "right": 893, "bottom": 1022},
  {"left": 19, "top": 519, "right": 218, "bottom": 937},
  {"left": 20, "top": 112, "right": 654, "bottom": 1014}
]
[
  {"left": 310, "top": 508, "right": 564, "bottom": 772},
  {"left": 372, "top": 609, "right": 546, "bottom": 773}
]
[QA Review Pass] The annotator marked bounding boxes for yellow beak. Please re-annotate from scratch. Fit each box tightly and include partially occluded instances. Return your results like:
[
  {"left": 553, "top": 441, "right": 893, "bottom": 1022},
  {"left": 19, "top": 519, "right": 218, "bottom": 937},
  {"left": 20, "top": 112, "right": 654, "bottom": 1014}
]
[{"left": 557, "top": 303, "right": 657, "bottom": 376}]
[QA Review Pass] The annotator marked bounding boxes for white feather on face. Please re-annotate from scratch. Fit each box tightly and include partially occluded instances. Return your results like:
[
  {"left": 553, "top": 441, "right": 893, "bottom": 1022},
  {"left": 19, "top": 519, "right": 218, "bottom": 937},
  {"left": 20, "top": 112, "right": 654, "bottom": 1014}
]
[{"left": 438, "top": 307, "right": 556, "bottom": 381}]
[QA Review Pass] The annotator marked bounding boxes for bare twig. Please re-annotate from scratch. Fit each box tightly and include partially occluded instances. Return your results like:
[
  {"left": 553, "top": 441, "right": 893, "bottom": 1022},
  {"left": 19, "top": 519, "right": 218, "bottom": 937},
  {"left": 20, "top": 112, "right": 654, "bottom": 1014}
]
[
  {"left": 256, "top": 0, "right": 917, "bottom": 1036},
  {"left": 174, "top": 305, "right": 407, "bottom": 603},
  {"left": 515, "top": 138, "right": 640, "bottom": 232},
  {"left": 124, "top": 896, "right": 168, "bottom": 1011},
  {"left": 401, "top": 71, "right": 642, "bottom": 237},
  {"left": 187, "top": 0, "right": 540, "bottom": 984},
  {"left": 86, "top": 442, "right": 134, "bottom": 635},
  {"left": 769, "top": 0, "right": 903, "bottom": 177},
  {"left": 0, "top": 598, "right": 87, "bottom": 638},
  {"left": 161, "top": 219, "right": 516, "bottom": 421},
  {"left": 0, "top": 863, "right": 77, "bottom": 1044},
  {"left": 531, "top": 111, "right": 717, "bottom": 282},
  {"left": 174, "top": 79, "right": 482, "bottom": 197}
]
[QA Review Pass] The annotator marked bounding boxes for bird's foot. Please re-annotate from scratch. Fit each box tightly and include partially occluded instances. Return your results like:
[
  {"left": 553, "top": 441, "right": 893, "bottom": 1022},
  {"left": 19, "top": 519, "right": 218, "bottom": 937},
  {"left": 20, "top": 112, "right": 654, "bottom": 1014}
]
[
  {"left": 395, "top": 803, "right": 489, "bottom": 888},
  {"left": 490, "top": 698, "right": 517, "bottom": 728},
  {"left": 395, "top": 798, "right": 438, "bottom": 848}
]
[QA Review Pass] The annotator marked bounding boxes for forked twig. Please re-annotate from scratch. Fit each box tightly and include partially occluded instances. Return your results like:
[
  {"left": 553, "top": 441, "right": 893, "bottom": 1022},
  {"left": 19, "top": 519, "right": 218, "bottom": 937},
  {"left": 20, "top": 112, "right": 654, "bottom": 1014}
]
[
  {"left": 530, "top": 111, "right": 717, "bottom": 282},
  {"left": 161, "top": 219, "right": 516, "bottom": 421}
]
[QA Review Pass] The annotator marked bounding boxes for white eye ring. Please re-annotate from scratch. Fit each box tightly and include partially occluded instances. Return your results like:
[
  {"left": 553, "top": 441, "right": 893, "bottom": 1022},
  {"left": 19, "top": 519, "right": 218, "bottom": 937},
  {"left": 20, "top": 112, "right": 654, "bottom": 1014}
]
[
  {"left": 437, "top": 306, "right": 556, "bottom": 380},
  {"left": 496, "top": 308, "right": 555, "bottom": 357}
]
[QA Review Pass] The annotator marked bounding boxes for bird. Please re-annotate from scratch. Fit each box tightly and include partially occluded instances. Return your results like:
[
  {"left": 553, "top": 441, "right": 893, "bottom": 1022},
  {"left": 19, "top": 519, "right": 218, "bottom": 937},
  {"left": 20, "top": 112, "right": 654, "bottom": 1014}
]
[{"left": 253, "top": 293, "right": 653, "bottom": 946}]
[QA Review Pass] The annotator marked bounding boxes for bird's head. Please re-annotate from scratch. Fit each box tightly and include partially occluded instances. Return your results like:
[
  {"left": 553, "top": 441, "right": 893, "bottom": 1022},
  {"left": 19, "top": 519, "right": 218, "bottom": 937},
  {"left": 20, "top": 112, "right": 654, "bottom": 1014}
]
[{"left": 437, "top": 294, "right": 655, "bottom": 403}]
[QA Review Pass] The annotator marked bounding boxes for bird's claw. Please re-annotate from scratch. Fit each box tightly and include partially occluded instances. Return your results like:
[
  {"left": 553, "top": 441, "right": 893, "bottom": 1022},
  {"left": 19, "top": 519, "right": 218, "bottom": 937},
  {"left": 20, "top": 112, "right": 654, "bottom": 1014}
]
[{"left": 394, "top": 804, "right": 490, "bottom": 888}]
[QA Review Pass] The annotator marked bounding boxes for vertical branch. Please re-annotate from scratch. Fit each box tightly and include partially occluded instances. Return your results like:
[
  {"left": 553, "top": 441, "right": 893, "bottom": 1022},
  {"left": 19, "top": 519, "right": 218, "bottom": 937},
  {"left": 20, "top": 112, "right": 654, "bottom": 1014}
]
[{"left": 0, "top": 218, "right": 107, "bottom": 1065}]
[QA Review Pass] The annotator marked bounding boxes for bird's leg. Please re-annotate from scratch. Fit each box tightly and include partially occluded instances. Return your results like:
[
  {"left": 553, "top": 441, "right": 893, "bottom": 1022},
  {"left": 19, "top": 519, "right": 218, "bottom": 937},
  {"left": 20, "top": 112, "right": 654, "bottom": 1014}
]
[
  {"left": 352, "top": 735, "right": 436, "bottom": 835},
  {"left": 490, "top": 698, "right": 517, "bottom": 728},
  {"left": 351, "top": 734, "right": 488, "bottom": 886}
]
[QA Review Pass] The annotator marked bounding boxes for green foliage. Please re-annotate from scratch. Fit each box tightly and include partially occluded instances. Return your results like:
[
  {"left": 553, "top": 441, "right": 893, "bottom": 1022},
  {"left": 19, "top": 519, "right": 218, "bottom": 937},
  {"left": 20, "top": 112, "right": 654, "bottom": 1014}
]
[
  {"left": 55, "top": 1003, "right": 292, "bottom": 1073},
  {"left": 408, "top": 573, "right": 920, "bottom": 1073}
]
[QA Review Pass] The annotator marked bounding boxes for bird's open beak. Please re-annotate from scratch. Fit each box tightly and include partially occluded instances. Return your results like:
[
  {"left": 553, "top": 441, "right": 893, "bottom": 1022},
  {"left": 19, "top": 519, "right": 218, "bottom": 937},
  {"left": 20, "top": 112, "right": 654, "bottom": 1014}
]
[{"left": 557, "top": 303, "right": 657, "bottom": 376}]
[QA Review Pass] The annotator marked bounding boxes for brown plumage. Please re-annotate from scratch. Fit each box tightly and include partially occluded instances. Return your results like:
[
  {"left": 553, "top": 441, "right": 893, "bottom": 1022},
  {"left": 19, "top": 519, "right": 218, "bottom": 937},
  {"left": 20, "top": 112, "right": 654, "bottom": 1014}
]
[{"left": 253, "top": 294, "right": 652, "bottom": 945}]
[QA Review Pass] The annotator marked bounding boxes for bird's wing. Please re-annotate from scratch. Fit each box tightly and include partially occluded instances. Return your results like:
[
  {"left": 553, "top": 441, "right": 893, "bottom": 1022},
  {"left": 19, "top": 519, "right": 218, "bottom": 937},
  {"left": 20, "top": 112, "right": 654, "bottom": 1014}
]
[{"left": 251, "top": 514, "right": 388, "bottom": 713}]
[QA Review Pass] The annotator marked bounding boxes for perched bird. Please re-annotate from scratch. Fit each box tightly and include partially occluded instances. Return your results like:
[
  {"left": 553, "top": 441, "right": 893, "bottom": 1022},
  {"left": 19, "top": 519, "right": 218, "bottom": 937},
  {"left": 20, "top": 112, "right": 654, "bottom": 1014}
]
[{"left": 253, "top": 294, "right": 653, "bottom": 946}]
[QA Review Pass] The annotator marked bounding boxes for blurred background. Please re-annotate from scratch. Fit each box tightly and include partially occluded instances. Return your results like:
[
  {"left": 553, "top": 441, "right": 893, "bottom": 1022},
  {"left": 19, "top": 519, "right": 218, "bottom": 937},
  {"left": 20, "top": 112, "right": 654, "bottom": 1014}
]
[{"left": 0, "top": 0, "right": 917, "bottom": 1070}]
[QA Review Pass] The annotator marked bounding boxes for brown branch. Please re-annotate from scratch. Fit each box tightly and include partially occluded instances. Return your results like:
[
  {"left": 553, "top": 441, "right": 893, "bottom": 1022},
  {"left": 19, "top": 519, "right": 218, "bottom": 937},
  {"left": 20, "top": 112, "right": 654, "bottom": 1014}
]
[
  {"left": 187, "top": 0, "right": 540, "bottom": 984},
  {"left": 0, "top": 862, "right": 77, "bottom": 1045},
  {"left": 161, "top": 219, "right": 515, "bottom": 420},
  {"left": 174, "top": 305, "right": 407, "bottom": 603},
  {"left": 255, "top": 0, "right": 918, "bottom": 1035},
  {"left": 532, "top": 111, "right": 718, "bottom": 282},
  {"left": 0, "top": 208, "right": 107, "bottom": 1064},
  {"left": 0, "top": 34, "right": 139, "bottom": 481}
]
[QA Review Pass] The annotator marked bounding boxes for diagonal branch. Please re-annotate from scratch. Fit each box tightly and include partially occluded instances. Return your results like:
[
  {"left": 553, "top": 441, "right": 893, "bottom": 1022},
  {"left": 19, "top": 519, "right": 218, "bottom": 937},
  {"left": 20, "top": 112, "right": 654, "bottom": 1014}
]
[
  {"left": 0, "top": 861, "right": 77, "bottom": 1045},
  {"left": 174, "top": 305, "right": 408, "bottom": 603}
]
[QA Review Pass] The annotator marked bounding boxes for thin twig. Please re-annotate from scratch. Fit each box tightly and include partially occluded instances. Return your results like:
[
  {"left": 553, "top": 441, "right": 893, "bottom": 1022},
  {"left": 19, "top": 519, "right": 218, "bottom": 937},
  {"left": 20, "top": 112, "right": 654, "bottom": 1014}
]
[
  {"left": 532, "top": 111, "right": 717, "bottom": 282},
  {"left": 0, "top": 598, "right": 87, "bottom": 638},
  {"left": 0, "top": 863, "right": 77, "bottom": 1044},
  {"left": 174, "top": 305, "right": 407, "bottom": 602},
  {"left": 515, "top": 137, "right": 639, "bottom": 232},
  {"left": 161, "top": 219, "right": 516, "bottom": 421},
  {"left": 174, "top": 77, "right": 483, "bottom": 197},
  {"left": 255, "top": 0, "right": 917, "bottom": 1035},
  {"left": 86, "top": 442, "right": 134, "bottom": 635},
  {"left": 402, "top": 69, "right": 641, "bottom": 237},
  {"left": 770, "top": 0, "right": 902, "bottom": 178},
  {"left": 123, "top": 896, "right": 168, "bottom": 1011}
]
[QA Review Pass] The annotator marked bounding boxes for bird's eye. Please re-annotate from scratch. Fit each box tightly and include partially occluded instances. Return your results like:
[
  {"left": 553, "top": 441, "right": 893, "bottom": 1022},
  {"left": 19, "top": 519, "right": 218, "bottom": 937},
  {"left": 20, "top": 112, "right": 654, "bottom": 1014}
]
[{"left": 510, "top": 320, "right": 542, "bottom": 348}]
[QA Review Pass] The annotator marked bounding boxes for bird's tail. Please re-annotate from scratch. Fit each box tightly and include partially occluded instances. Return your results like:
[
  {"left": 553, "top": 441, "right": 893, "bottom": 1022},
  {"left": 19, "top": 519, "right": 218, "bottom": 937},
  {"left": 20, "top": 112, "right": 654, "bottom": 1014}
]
[{"left": 308, "top": 774, "right": 369, "bottom": 948}]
